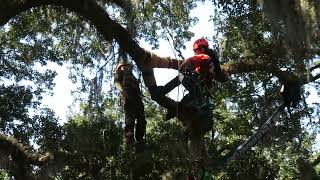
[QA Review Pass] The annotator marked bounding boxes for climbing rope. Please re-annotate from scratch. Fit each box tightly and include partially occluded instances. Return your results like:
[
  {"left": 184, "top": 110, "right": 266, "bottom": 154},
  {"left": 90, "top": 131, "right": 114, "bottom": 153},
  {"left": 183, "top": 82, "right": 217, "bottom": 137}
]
[
  {"left": 163, "top": 32, "right": 184, "bottom": 119},
  {"left": 163, "top": 28, "right": 206, "bottom": 179}
]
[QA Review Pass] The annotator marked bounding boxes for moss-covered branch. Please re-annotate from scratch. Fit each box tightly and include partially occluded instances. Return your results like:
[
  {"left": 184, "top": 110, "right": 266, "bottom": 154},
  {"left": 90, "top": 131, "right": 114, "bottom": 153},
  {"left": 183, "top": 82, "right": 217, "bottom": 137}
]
[
  {"left": 0, "top": 134, "right": 53, "bottom": 165},
  {"left": 0, "top": 133, "right": 75, "bottom": 172},
  {"left": 221, "top": 61, "right": 299, "bottom": 83}
]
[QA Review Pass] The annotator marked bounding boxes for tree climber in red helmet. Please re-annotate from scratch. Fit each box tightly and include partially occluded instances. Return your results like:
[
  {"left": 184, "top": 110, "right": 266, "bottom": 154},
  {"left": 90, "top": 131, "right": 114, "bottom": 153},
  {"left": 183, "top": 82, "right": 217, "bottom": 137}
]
[
  {"left": 156, "top": 38, "right": 222, "bottom": 120},
  {"left": 179, "top": 38, "right": 221, "bottom": 96},
  {"left": 174, "top": 38, "right": 221, "bottom": 179}
]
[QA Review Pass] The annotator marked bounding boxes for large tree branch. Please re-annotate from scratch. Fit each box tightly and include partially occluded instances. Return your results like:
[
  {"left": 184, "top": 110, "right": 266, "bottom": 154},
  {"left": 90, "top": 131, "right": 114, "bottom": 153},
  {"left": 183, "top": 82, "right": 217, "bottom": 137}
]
[
  {"left": 0, "top": 0, "right": 314, "bottom": 111},
  {"left": 0, "top": 133, "right": 75, "bottom": 168},
  {"left": 0, "top": 0, "right": 307, "bottom": 84},
  {"left": 0, "top": 134, "right": 50, "bottom": 165},
  {"left": 0, "top": 0, "right": 179, "bottom": 110},
  {"left": 0, "top": 0, "right": 179, "bottom": 80},
  {"left": 221, "top": 60, "right": 320, "bottom": 85},
  {"left": 221, "top": 61, "right": 299, "bottom": 83}
]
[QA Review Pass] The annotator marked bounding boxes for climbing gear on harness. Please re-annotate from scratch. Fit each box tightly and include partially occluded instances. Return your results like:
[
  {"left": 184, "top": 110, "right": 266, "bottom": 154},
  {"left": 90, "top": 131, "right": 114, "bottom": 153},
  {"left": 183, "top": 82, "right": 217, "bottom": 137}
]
[
  {"left": 160, "top": 72, "right": 213, "bottom": 121},
  {"left": 161, "top": 71, "right": 209, "bottom": 97},
  {"left": 116, "top": 61, "right": 132, "bottom": 70}
]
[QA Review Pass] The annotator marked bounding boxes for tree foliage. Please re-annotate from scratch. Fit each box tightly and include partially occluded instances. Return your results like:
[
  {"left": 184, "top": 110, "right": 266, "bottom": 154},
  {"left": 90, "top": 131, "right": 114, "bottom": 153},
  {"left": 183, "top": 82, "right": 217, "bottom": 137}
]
[{"left": 0, "top": 0, "right": 319, "bottom": 179}]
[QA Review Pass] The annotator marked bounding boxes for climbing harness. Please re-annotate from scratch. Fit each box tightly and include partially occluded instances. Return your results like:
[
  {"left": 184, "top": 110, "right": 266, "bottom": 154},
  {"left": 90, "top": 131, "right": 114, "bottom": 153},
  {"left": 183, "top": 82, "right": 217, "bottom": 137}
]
[{"left": 161, "top": 71, "right": 213, "bottom": 113}]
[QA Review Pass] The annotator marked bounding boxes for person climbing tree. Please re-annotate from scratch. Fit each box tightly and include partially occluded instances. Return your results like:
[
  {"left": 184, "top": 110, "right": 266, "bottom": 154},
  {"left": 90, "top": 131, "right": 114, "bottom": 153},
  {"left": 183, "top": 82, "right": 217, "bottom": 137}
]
[
  {"left": 179, "top": 38, "right": 220, "bottom": 96},
  {"left": 189, "top": 38, "right": 221, "bottom": 74},
  {"left": 114, "top": 61, "right": 146, "bottom": 149},
  {"left": 150, "top": 38, "right": 220, "bottom": 179},
  {"left": 156, "top": 38, "right": 222, "bottom": 120},
  {"left": 173, "top": 38, "right": 223, "bottom": 179}
]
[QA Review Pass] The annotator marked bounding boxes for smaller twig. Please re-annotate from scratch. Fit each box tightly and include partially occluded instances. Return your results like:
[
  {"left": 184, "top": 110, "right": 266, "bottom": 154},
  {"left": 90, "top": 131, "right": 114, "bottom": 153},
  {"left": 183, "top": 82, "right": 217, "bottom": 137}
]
[
  {"left": 310, "top": 64, "right": 320, "bottom": 72},
  {"left": 310, "top": 73, "right": 320, "bottom": 82},
  {"left": 311, "top": 154, "right": 320, "bottom": 166}
]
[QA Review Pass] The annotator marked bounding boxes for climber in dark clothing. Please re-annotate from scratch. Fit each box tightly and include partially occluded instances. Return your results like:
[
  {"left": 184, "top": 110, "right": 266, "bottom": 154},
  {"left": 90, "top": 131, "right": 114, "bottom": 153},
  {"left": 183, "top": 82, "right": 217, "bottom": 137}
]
[
  {"left": 148, "top": 39, "right": 221, "bottom": 176},
  {"left": 157, "top": 38, "right": 222, "bottom": 120},
  {"left": 114, "top": 62, "right": 146, "bottom": 146}
]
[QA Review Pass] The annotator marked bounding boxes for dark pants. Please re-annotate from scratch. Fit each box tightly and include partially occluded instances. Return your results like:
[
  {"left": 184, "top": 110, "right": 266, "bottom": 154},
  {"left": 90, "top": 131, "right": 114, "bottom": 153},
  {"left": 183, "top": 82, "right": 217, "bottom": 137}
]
[
  {"left": 123, "top": 97, "right": 146, "bottom": 142},
  {"left": 164, "top": 73, "right": 213, "bottom": 163}
]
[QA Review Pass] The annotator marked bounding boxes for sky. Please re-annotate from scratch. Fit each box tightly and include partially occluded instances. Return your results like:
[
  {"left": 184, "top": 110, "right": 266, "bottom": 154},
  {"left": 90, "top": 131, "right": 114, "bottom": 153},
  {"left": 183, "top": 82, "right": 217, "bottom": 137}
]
[{"left": 41, "top": 63, "right": 76, "bottom": 121}]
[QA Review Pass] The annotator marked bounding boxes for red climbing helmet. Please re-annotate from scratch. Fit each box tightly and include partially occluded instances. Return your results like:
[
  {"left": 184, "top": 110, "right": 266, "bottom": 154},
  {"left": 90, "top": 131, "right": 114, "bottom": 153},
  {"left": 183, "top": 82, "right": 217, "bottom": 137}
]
[{"left": 193, "top": 38, "right": 209, "bottom": 51}]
